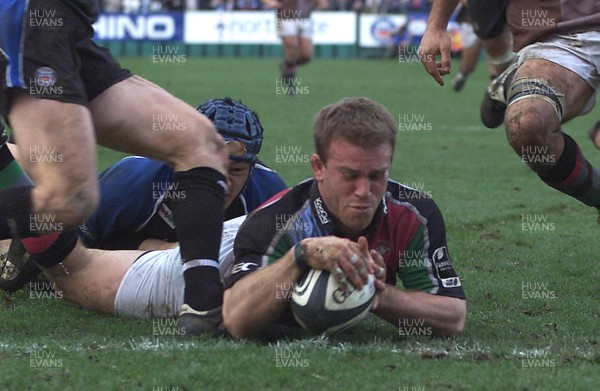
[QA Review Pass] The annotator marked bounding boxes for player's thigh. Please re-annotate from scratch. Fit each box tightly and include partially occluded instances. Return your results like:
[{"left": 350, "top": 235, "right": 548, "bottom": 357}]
[
  {"left": 511, "top": 58, "right": 593, "bottom": 122},
  {"left": 89, "top": 75, "right": 226, "bottom": 171},
  {"left": 48, "top": 243, "right": 140, "bottom": 314},
  {"left": 8, "top": 92, "right": 97, "bottom": 196}
]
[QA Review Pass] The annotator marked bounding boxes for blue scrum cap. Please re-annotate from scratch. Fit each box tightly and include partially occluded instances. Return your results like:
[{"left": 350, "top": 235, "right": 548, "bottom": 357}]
[{"left": 197, "top": 97, "right": 264, "bottom": 163}]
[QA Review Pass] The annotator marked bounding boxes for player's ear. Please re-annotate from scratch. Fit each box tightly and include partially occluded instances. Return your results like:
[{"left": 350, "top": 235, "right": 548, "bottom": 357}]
[{"left": 311, "top": 153, "right": 325, "bottom": 180}]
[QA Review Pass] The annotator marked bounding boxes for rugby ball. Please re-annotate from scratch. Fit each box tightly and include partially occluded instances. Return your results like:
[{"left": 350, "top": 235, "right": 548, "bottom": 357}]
[{"left": 290, "top": 268, "right": 376, "bottom": 335}]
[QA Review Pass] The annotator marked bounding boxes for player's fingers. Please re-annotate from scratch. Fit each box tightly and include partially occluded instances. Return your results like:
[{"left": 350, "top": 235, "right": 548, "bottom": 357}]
[
  {"left": 439, "top": 49, "right": 451, "bottom": 77},
  {"left": 370, "top": 249, "right": 386, "bottom": 281},
  {"left": 418, "top": 47, "right": 444, "bottom": 86},
  {"left": 356, "top": 236, "right": 374, "bottom": 275},
  {"left": 332, "top": 262, "right": 359, "bottom": 291},
  {"left": 337, "top": 253, "right": 365, "bottom": 291},
  {"left": 345, "top": 241, "right": 371, "bottom": 282}
]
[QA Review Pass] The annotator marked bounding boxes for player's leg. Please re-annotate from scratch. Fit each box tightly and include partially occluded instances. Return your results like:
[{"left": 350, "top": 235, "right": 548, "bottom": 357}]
[
  {"left": 479, "top": 25, "right": 514, "bottom": 76},
  {"left": 296, "top": 20, "right": 314, "bottom": 66},
  {"left": 453, "top": 23, "right": 481, "bottom": 92},
  {"left": 467, "top": 0, "right": 513, "bottom": 72},
  {"left": 281, "top": 34, "right": 300, "bottom": 87},
  {"left": 8, "top": 93, "right": 99, "bottom": 230},
  {"left": 278, "top": 19, "right": 301, "bottom": 93},
  {"left": 466, "top": 0, "right": 517, "bottom": 127},
  {"left": 0, "top": 0, "right": 100, "bottom": 239},
  {"left": 504, "top": 53, "right": 600, "bottom": 212},
  {"left": 39, "top": 238, "right": 140, "bottom": 315},
  {"left": 89, "top": 75, "right": 229, "bottom": 335}
]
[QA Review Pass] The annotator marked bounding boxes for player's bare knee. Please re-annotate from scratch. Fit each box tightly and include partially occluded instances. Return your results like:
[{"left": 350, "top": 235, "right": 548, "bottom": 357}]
[
  {"left": 32, "top": 179, "right": 99, "bottom": 230},
  {"left": 505, "top": 104, "right": 548, "bottom": 152},
  {"left": 506, "top": 77, "right": 564, "bottom": 152}
]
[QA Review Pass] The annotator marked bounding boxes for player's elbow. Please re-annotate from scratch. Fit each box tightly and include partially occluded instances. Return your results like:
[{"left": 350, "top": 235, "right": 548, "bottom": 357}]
[
  {"left": 222, "top": 289, "right": 254, "bottom": 339},
  {"left": 436, "top": 299, "right": 467, "bottom": 337}
]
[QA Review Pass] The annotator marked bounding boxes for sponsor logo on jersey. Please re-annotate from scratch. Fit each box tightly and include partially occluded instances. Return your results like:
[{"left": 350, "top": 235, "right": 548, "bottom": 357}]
[
  {"left": 231, "top": 262, "right": 258, "bottom": 275},
  {"left": 313, "top": 197, "right": 330, "bottom": 225},
  {"left": 431, "top": 246, "right": 461, "bottom": 287},
  {"left": 432, "top": 246, "right": 452, "bottom": 271},
  {"left": 441, "top": 277, "right": 461, "bottom": 288}
]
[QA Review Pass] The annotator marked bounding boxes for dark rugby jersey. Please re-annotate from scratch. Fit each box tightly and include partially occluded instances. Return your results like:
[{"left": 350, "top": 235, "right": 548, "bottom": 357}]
[{"left": 224, "top": 178, "right": 465, "bottom": 301}]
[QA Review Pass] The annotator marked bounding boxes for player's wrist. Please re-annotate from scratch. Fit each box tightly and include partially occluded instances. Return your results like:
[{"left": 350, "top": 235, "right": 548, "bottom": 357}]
[{"left": 293, "top": 242, "right": 310, "bottom": 271}]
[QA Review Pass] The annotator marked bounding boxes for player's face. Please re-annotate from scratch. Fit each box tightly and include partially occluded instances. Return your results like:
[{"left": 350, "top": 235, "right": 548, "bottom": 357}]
[
  {"left": 224, "top": 141, "right": 251, "bottom": 208},
  {"left": 311, "top": 140, "right": 391, "bottom": 238}
]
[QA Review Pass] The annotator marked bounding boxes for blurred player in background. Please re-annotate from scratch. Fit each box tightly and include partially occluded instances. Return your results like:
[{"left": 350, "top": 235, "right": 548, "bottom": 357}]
[
  {"left": 419, "top": 0, "right": 600, "bottom": 222},
  {"left": 262, "top": 0, "right": 329, "bottom": 95}
]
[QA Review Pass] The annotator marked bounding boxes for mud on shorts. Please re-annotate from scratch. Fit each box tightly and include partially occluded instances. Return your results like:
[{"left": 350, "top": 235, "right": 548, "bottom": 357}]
[
  {"left": 516, "top": 31, "right": 600, "bottom": 117},
  {"left": 0, "top": 0, "right": 131, "bottom": 122},
  {"left": 114, "top": 216, "right": 246, "bottom": 318}
]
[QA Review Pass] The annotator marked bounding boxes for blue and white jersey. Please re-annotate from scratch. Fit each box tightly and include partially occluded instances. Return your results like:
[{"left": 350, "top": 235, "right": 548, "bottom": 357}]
[{"left": 78, "top": 156, "right": 287, "bottom": 249}]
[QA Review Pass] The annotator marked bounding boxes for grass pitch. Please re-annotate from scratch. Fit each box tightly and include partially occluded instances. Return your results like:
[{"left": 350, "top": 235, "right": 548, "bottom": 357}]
[{"left": 1, "top": 56, "right": 599, "bottom": 390}]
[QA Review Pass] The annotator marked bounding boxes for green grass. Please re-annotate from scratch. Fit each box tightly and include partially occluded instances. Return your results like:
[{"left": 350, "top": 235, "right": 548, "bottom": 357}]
[{"left": 2, "top": 57, "right": 600, "bottom": 390}]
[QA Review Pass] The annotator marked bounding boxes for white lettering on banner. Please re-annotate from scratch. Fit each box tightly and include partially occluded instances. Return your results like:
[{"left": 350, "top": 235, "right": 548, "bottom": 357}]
[
  {"left": 92, "top": 11, "right": 445, "bottom": 45},
  {"left": 94, "top": 15, "right": 176, "bottom": 40},
  {"left": 184, "top": 11, "right": 356, "bottom": 44}
]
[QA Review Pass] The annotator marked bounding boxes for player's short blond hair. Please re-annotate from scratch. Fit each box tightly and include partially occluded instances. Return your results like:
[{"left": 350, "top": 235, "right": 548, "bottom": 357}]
[{"left": 313, "top": 97, "right": 397, "bottom": 164}]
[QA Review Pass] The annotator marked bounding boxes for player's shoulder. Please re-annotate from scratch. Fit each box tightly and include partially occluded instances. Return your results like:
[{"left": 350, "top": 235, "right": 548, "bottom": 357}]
[
  {"left": 255, "top": 178, "right": 311, "bottom": 212},
  {"left": 252, "top": 160, "right": 286, "bottom": 182},
  {"left": 385, "top": 179, "right": 443, "bottom": 220},
  {"left": 253, "top": 160, "right": 278, "bottom": 174}
]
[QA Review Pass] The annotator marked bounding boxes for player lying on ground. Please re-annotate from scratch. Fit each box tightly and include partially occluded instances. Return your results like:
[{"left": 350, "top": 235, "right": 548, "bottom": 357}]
[
  {"left": 419, "top": 0, "right": 600, "bottom": 222},
  {"left": 0, "top": 98, "right": 287, "bottom": 292},
  {"left": 28, "top": 217, "right": 245, "bottom": 319},
  {"left": 223, "top": 97, "right": 467, "bottom": 339}
]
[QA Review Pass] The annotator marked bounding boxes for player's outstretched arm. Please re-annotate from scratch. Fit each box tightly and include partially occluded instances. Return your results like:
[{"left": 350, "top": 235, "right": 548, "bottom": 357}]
[
  {"left": 373, "top": 285, "right": 466, "bottom": 337},
  {"left": 223, "top": 236, "right": 372, "bottom": 338},
  {"left": 223, "top": 248, "right": 304, "bottom": 339},
  {"left": 418, "top": 0, "right": 460, "bottom": 86},
  {"left": 368, "top": 213, "right": 466, "bottom": 337}
]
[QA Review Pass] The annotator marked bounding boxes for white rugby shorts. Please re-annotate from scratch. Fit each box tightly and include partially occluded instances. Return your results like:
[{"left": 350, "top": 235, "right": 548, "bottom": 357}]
[
  {"left": 517, "top": 31, "right": 600, "bottom": 116},
  {"left": 114, "top": 216, "right": 245, "bottom": 318}
]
